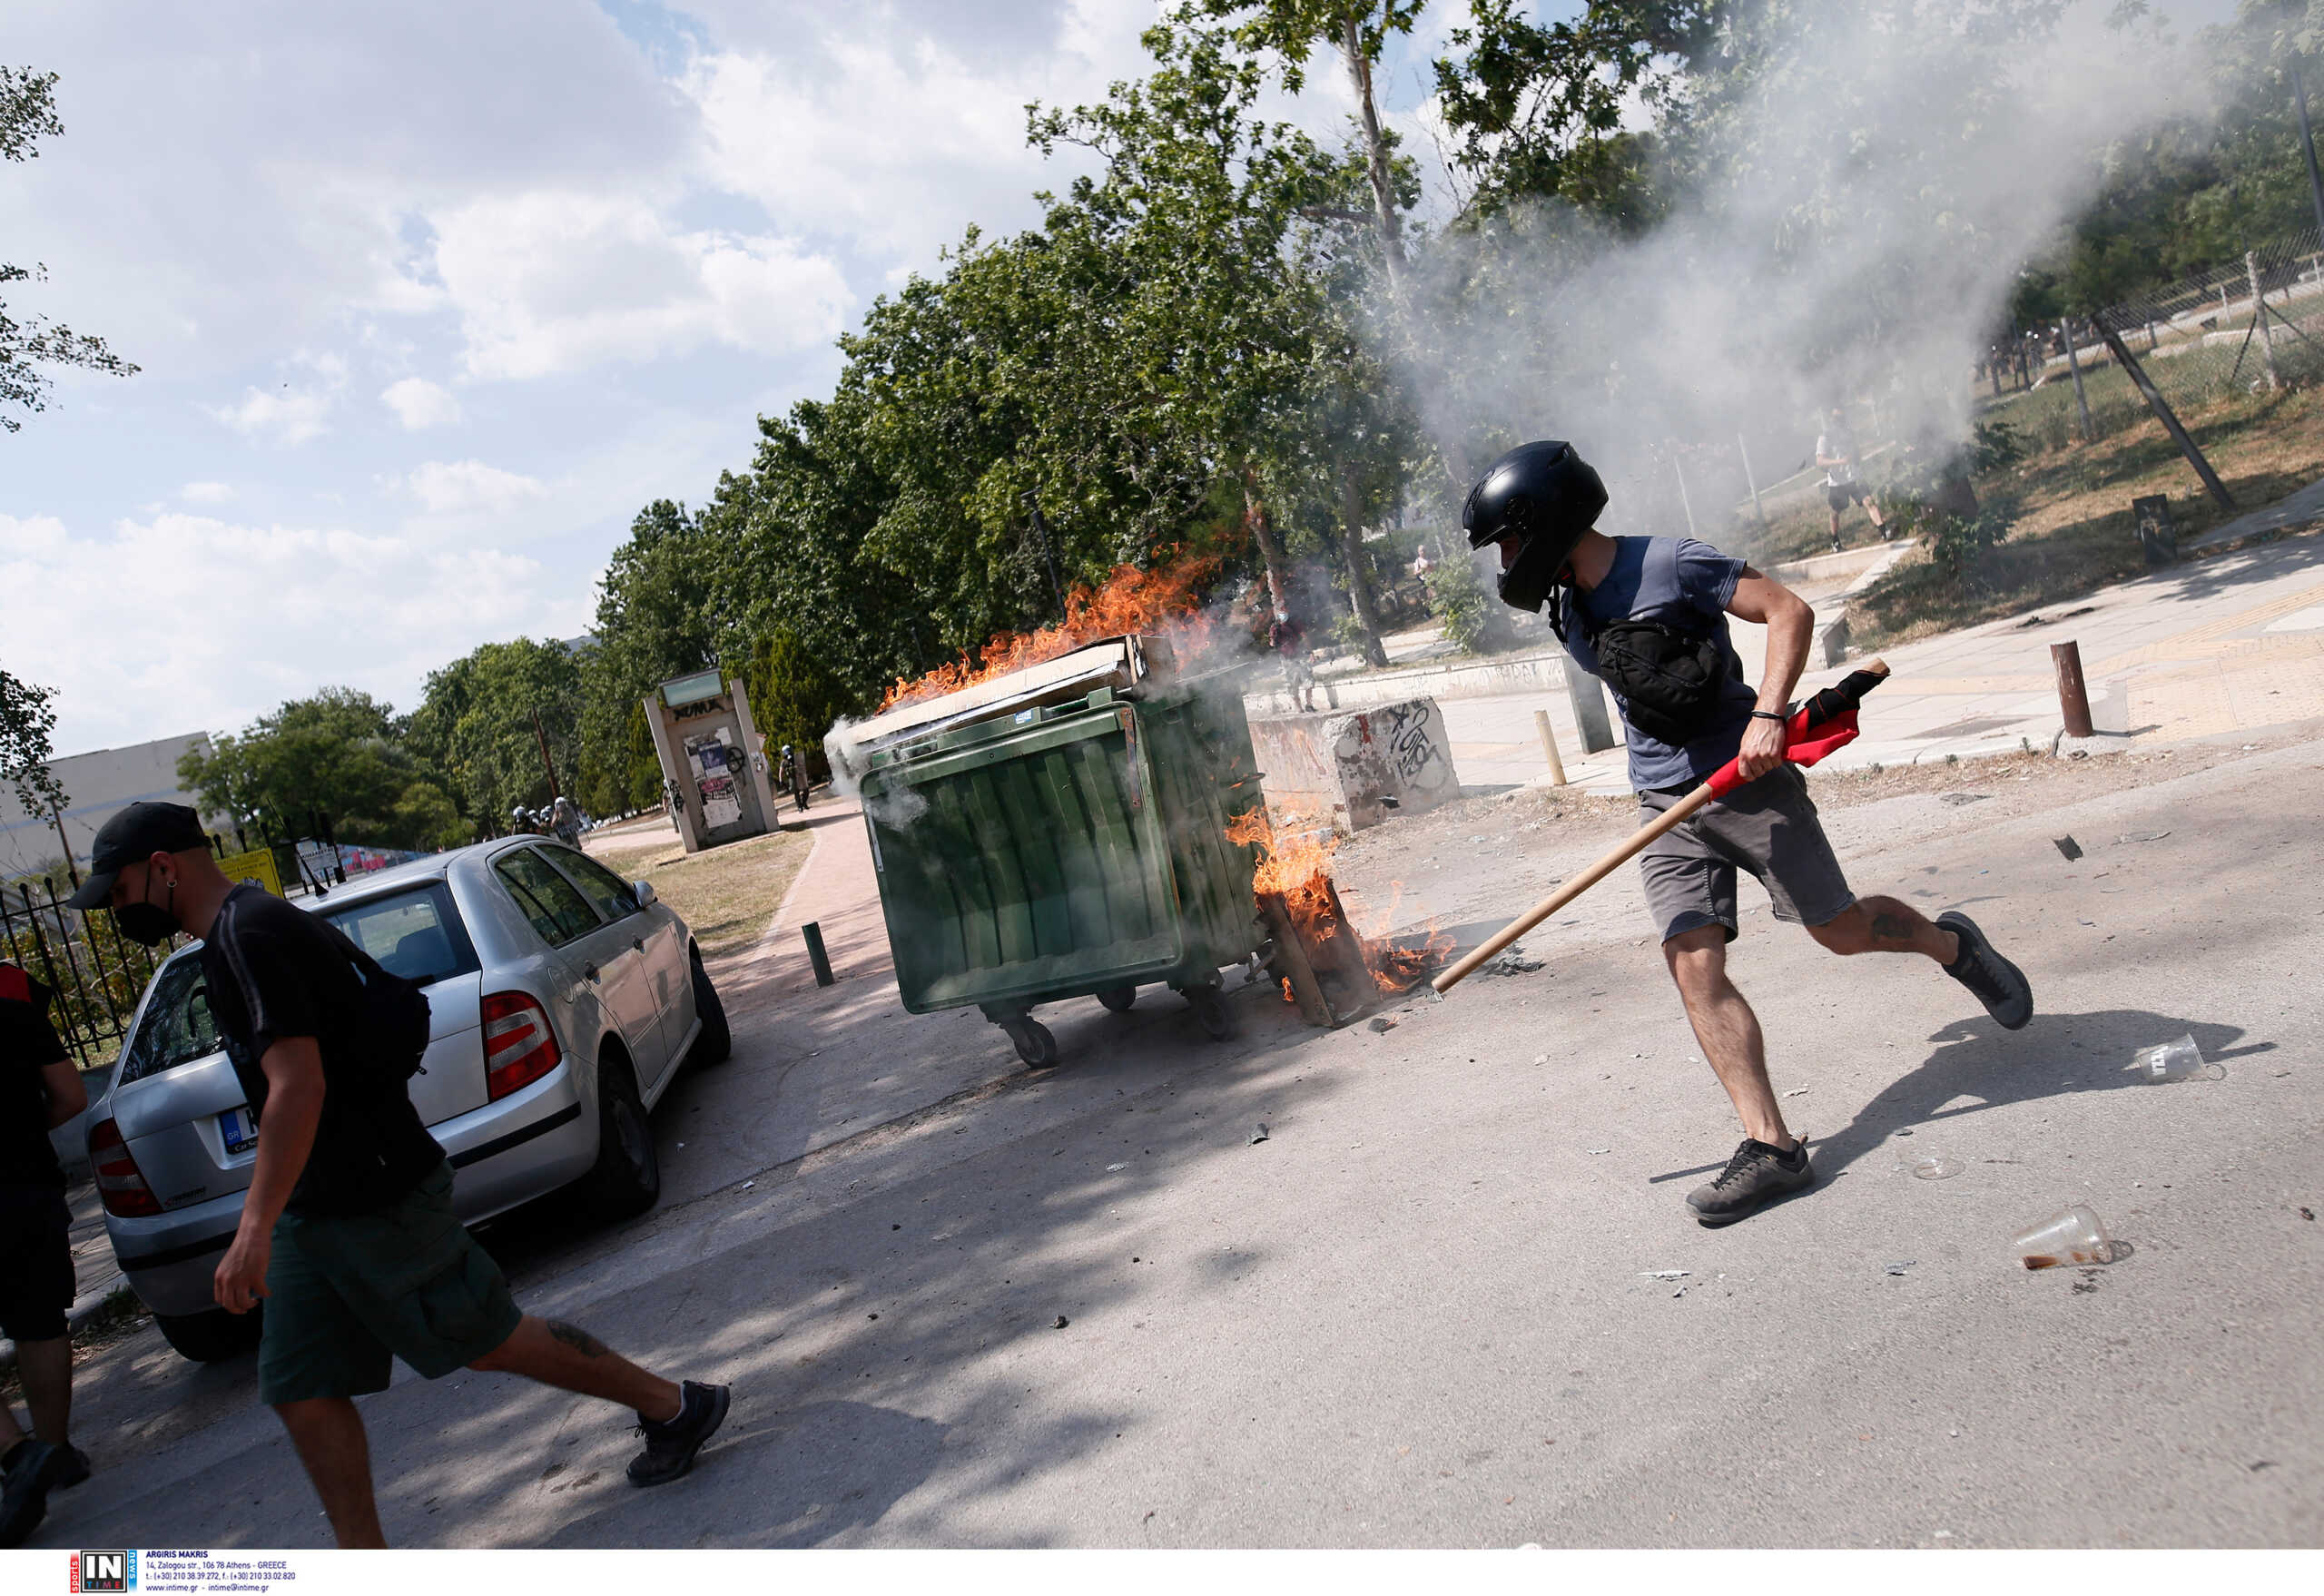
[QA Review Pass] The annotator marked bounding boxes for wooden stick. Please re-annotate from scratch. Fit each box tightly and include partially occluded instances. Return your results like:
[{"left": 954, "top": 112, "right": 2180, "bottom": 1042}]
[
  {"left": 1432, "top": 656, "right": 1891, "bottom": 996},
  {"left": 1431, "top": 784, "right": 1716, "bottom": 994}
]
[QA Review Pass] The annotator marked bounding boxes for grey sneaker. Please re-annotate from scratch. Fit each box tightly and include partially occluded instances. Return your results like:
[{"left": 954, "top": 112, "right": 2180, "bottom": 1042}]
[
  {"left": 1687, "top": 1138, "right": 1815, "bottom": 1227},
  {"left": 627, "top": 1381, "right": 730, "bottom": 1487},
  {"left": 1939, "top": 911, "right": 2032, "bottom": 1030}
]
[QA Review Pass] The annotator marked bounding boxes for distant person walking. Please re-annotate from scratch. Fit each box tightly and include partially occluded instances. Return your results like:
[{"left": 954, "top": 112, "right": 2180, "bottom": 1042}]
[
  {"left": 550, "top": 795, "right": 583, "bottom": 847},
  {"left": 776, "top": 744, "right": 810, "bottom": 813},
  {"left": 1815, "top": 406, "right": 1890, "bottom": 552},
  {"left": 67, "top": 803, "right": 731, "bottom": 1548},
  {"left": 0, "top": 959, "right": 91, "bottom": 1548},
  {"left": 1270, "top": 606, "right": 1316, "bottom": 714}
]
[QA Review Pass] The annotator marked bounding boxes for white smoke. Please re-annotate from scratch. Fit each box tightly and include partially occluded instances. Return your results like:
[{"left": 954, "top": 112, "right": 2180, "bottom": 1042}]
[{"left": 1389, "top": 0, "right": 2217, "bottom": 532}]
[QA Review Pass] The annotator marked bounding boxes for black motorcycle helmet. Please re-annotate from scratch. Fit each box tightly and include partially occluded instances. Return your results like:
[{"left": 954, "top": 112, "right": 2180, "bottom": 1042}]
[{"left": 1462, "top": 439, "right": 1609, "bottom": 614}]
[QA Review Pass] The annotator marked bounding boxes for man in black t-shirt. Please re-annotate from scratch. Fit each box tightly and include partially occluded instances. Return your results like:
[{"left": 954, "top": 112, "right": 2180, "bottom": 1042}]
[
  {"left": 0, "top": 958, "right": 91, "bottom": 1547},
  {"left": 69, "top": 804, "right": 730, "bottom": 1547}
]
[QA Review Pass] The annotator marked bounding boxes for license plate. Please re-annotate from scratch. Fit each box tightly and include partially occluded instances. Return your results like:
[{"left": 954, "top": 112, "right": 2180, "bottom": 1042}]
[{"left": 219, "top": 1106, "right": 258, "bottom": 1156}]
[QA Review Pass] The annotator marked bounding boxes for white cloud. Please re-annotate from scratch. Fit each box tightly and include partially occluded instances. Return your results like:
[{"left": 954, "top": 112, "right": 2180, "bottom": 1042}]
[
  {"left": 180, "top": 481, "right": 236, "bottom": 504},
  {"left": 418, "top": 192, "right": 852, "bottom": 380},
  {"left": 380, "top": 377, "right": 462, "bottom": 430},
  {"left": 0, "top": 509, "right": 585, "bottom": 750},
  {"left": 404, "top": 459, "right": 550, "bottom": 516},
  {"left": 203, "top": 384, "right": 336, "bottom": 446}
]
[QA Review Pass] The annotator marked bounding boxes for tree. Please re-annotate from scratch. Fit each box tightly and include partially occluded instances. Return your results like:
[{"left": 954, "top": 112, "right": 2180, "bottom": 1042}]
[
  {"left": 176, "top": 687, "right": 468, "bottom": 852},
  {"left": 576, "top": 498, "right": 718, "bottom": 815},
  {"left": 741, "top": 630, "right": 859, "bottom": 784},
  {"left": 1, "top": 662, "right": 68, "bottom": 824},
  {"left": 407, "top": 639, "right": 584, "bottom": 829},
  {"left": 3, "top": 67, "right": 136, "bottom": 432}
]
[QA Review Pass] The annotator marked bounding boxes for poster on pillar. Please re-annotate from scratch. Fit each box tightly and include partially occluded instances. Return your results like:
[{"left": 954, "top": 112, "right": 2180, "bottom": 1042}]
[{"left": 687, "top": 731, "right": 745, "bottom": 828}]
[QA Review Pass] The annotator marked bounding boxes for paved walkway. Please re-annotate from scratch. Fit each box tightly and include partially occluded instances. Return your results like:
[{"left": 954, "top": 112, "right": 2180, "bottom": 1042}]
[{"left": 1439, "top": 527, "right": 2324, "bottom": 794}]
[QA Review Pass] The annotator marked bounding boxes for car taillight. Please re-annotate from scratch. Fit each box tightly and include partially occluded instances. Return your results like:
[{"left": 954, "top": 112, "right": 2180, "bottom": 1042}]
[
  {"left": 481, "top": 990, "right": 563, "bottom": 1100},
  {"left": 89, "top": 1117, "right": 162, "bottom": 1217}
]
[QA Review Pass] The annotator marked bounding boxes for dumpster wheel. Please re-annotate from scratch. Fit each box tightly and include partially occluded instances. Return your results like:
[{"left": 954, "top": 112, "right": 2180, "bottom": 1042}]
[
  {"left": 1097, "top": 985, "right": 1137, "bottom": 1013},
  {"left": 1182, "top": 982, "right": 1236, "bottom": 1042},
  {"left": 1000, "top": 1015, "right": 1059, "bottom": 1069}
]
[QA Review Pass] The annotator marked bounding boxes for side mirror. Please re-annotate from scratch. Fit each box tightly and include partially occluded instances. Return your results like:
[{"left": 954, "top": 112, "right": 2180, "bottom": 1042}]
[{"left": 631, "top": 880, "right": 657, "bottom": 909}]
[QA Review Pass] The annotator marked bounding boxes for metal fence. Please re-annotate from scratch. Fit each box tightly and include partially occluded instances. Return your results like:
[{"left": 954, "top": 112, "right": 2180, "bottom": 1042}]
[
  {"left": 0, "top": 875, "right": 177, "bottom": 1074},
  {"left": 1988, "top": 227, "right": 2324, "bottom": 451}
]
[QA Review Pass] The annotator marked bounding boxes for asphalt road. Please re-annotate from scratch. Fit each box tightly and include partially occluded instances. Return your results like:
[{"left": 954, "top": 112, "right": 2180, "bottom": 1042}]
[{"left": 29, "top": 737, "right": 2322, "bottom": 1549}]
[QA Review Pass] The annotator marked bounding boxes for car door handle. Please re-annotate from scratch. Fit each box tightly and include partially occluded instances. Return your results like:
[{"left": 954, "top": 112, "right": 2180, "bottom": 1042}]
[
  {"left": 632, "top": 939, "right": 645, "bottom": 953},
  {"left": 583, "top": 964, "right": 599, "bottom": 982}
]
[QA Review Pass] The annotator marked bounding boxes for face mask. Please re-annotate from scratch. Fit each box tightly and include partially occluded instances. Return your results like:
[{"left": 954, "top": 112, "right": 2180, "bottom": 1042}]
[{"left": 114, "top": 871, "right": 177, "bottom": 947}]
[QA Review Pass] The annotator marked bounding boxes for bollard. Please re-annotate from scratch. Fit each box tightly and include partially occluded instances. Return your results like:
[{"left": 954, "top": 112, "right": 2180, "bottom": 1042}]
[
  {"left": 1533, "top": 709, "right": 1569, "bottom": 786},
  {"left": 2051, "top": 640, "right": 2094, "bottom": 739},
  {"left": 803, "top": 921, "right": 835, "bottom": 987},
  {"left": 1562, "top": 654, "right": 1618, "bottom": 754}
]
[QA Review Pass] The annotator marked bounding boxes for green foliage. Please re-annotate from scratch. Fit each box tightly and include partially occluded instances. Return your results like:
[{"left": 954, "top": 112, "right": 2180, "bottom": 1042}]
[
  {"left": 3, "top": 66, "right": 136, "bottom": 432},
  {"left": 1, "top": 662, "right": 67, "bottom": 820},
  {"left": 741, "top": 631, "right": 858, "bottom": 783},
  {"left": 177, "top": 687, "right": 467, "bottom": 851},
  {"left": 576, "top": 497, "right": 720, "bottom": 816},
  {"left": 1423, "top": 550, "right": 1509, "bottom": 655},
  {"left": 407, "top": 639, "right": 583, "bottom": 829},
  {"left": 1967, "top": 418, "right": 2031, "bottom": 475}
]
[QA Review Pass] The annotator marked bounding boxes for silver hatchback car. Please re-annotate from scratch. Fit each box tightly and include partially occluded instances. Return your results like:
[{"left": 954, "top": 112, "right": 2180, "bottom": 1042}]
[{"left": 84, "top": 836, "right": 731, "bottom": 1361}]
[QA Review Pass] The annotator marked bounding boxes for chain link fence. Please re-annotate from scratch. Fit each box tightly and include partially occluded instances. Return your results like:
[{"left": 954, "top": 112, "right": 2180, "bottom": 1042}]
[{"left": 1989, "top": 226, "right": 2324, "bottom": 451}]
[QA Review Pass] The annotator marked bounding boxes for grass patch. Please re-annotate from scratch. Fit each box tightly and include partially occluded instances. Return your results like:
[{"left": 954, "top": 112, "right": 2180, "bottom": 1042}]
[
  {"left": 603, "top": 825, "right": 814, "bottom": 958},
  {"left": 1848, "top": 383, "right": 2324, "bottom": 648}
]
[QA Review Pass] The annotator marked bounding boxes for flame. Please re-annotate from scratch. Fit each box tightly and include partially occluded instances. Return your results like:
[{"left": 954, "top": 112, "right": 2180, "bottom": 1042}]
[
  {"left": 881, "top": 557, "right": 1222, "bottom": 712},
  {"left": 1232, "top": 811, "right": 1449, "bottom": 991}
]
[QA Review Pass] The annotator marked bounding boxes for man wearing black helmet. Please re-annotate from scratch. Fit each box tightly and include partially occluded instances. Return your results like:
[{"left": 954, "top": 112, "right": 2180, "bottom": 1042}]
[{"left": 1462, "top": 441, "right": 2033, "bottom": 1226}]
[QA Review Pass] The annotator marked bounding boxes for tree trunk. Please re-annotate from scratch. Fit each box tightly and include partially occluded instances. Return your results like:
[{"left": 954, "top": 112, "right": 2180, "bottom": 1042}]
[
  {"left": 1337, "top": 462, "right": 1391, "bottom": 667},
  {"left": 1338, "top": 15, "right": 1469, "bottom": 502},
  {"left": 1242, "top": 469, "right": 1291, "bottom": 612}
]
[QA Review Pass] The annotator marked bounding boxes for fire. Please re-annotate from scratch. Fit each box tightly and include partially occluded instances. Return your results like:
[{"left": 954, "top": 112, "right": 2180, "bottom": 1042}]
[
  {"left": 881, "top": 557, "right": 1222, "bottom": 712},
  {"left": 1230, "top": 810, "right": 1448, "bottom": 992}
]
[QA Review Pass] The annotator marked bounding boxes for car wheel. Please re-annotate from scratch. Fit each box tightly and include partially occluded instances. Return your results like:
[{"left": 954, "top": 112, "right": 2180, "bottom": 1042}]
[
  {"left": 583, "top": 1052, "right": 661, "bottom": 1220},
  {"left": 688, "top": 951, "right": 732, "bottom": 1067},
  {"left": 153, "top": 1305, "right": 263, "bottom": 1363}
]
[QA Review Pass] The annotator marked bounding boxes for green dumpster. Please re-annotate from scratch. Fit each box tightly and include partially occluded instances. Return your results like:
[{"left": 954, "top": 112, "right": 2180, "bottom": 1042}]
[{"left": 829, "top": 637, "right": 1265, "bottom": 1066}]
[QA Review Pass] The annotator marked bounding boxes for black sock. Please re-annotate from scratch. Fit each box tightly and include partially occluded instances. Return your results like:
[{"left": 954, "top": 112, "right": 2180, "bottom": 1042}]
[{"left": 1773, "top": 1139, "right": 1807, "bottom": 1168}]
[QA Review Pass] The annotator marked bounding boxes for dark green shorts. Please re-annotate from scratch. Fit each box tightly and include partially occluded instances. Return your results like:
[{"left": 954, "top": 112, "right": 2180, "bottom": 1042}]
[{"left": 257, "top": 1161, "right": 522, "bottom": 1405}]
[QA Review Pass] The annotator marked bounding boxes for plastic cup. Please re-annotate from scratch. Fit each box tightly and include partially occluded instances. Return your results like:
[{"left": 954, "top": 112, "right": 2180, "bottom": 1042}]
[
  {"left": 2129, "top": 1034, "right": 2222, "bottom": 1083},
  {"left": 2012, "top": 1203, "right": 2116, "bottom": 1269},
  {"left": 1896, "top": 1152, "right": 1963, "bottom": 1179}
]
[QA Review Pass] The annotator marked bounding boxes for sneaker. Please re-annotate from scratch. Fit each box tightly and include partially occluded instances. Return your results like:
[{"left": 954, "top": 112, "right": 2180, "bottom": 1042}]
[
  {"left": 1687, "top": 1137, "right": 1815, "bottom": 1227},
  {"left": 627, "top": 1381, "right": 730, "bottom": 1487},
  {"left": 1939, "top": 911, "right": 2033, "bottom": 1030},
  {"left": 0, "top": 1440, "right": 62, "bottom": 1549},
  {"left": 1, "top": 1441, "right": 89, "bottom": 1493}
]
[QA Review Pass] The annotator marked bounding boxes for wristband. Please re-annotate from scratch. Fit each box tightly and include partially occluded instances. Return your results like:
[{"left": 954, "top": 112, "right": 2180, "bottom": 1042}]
[{"left": 1749, "top": 709, "right": 1786, "bottom": 722}]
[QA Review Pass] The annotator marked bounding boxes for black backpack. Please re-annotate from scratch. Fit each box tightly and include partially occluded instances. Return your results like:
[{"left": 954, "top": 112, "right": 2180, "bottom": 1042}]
[
  {"left": 1590, "top": 616, "right": 1729, "bottom": 747},
  {"left": 316, "top": 918, "right": 433, "bottom": 1081}
]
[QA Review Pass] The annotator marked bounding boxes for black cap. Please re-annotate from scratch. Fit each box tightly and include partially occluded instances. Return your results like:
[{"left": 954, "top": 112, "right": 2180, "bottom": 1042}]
[{"left": 66, "top": 801, "right": 210, "bottom": 911}]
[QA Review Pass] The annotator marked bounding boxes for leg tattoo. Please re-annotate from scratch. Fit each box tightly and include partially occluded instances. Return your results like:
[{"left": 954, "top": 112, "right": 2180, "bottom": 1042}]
[{"left": 547, "top": 1320, "right": 612, "bottom": 1358}]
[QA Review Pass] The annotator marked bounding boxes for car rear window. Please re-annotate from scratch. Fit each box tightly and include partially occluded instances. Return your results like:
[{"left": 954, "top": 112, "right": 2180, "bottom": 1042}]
[
  {"left": 115, "top": 953, "right": 224, "bottom": 1087},
  {"left": 495, "top": 848, "right": 603, "bottom": 948},
  {"left": 321, "top": 882, "right": 479, "bottom": 987}
]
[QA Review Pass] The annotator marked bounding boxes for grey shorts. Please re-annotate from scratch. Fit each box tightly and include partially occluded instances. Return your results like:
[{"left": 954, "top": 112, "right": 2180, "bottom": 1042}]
[{"left": 1637, "top": 765, "right": 1856, "bottom": 943}]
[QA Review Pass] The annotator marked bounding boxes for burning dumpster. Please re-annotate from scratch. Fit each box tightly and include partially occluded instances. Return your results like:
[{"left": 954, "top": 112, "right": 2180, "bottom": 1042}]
[{"left": 826, "top": 635, "right": 1267, "bottom": 1067}]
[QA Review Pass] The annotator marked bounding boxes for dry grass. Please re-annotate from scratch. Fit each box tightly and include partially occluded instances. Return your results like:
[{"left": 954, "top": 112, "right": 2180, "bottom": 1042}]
[
  {"left": 592, "top": 823, "right": 814, "bottom": 958},
  {"left": 1849, "top": 384, "right": 2324, "bottom": 649}
]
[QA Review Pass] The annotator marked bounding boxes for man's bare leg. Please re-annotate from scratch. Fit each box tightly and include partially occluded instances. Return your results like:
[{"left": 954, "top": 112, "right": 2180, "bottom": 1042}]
[
  {"left": 273, "top": 1398, "right": 386, "bottom": 1549},
  {"left": 1663, "top": 926, "right": 1791, "bottom": 1148},
  {"left": 1807, "top": 896, "right": 1957, "bottom": 962},
  {"left": 12, "top": 1338, "right": 72, "bottom": 1447},
  {"left": 467, "top": 1316, "right": 681, "bottom": 1422}
]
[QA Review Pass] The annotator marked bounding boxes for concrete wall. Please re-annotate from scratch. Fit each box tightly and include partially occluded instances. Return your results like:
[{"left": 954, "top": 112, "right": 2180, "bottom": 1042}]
[
  {"left": 0, "top": 731, "right": 227, "bottom": 876},
  {"left": 1250, "top": 697, "right": 1462, "bottom": 833}
]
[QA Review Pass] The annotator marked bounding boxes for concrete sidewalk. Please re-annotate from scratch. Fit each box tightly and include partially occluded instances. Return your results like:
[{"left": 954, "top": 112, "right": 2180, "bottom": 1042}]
[{"left": 1439, "top": 527, "right": 2324, "bottom": 795}]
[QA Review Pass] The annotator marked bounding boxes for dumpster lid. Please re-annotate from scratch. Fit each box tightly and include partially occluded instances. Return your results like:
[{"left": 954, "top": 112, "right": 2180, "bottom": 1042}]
[{"left": 830, "top": 635, "right": 1171, "bottom": 776}]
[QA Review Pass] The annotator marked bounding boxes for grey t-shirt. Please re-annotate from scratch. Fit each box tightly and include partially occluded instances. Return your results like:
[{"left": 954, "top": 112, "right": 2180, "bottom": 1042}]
[{"left": 1557, "top": 536, "right": 1759, "bottom": 791}]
